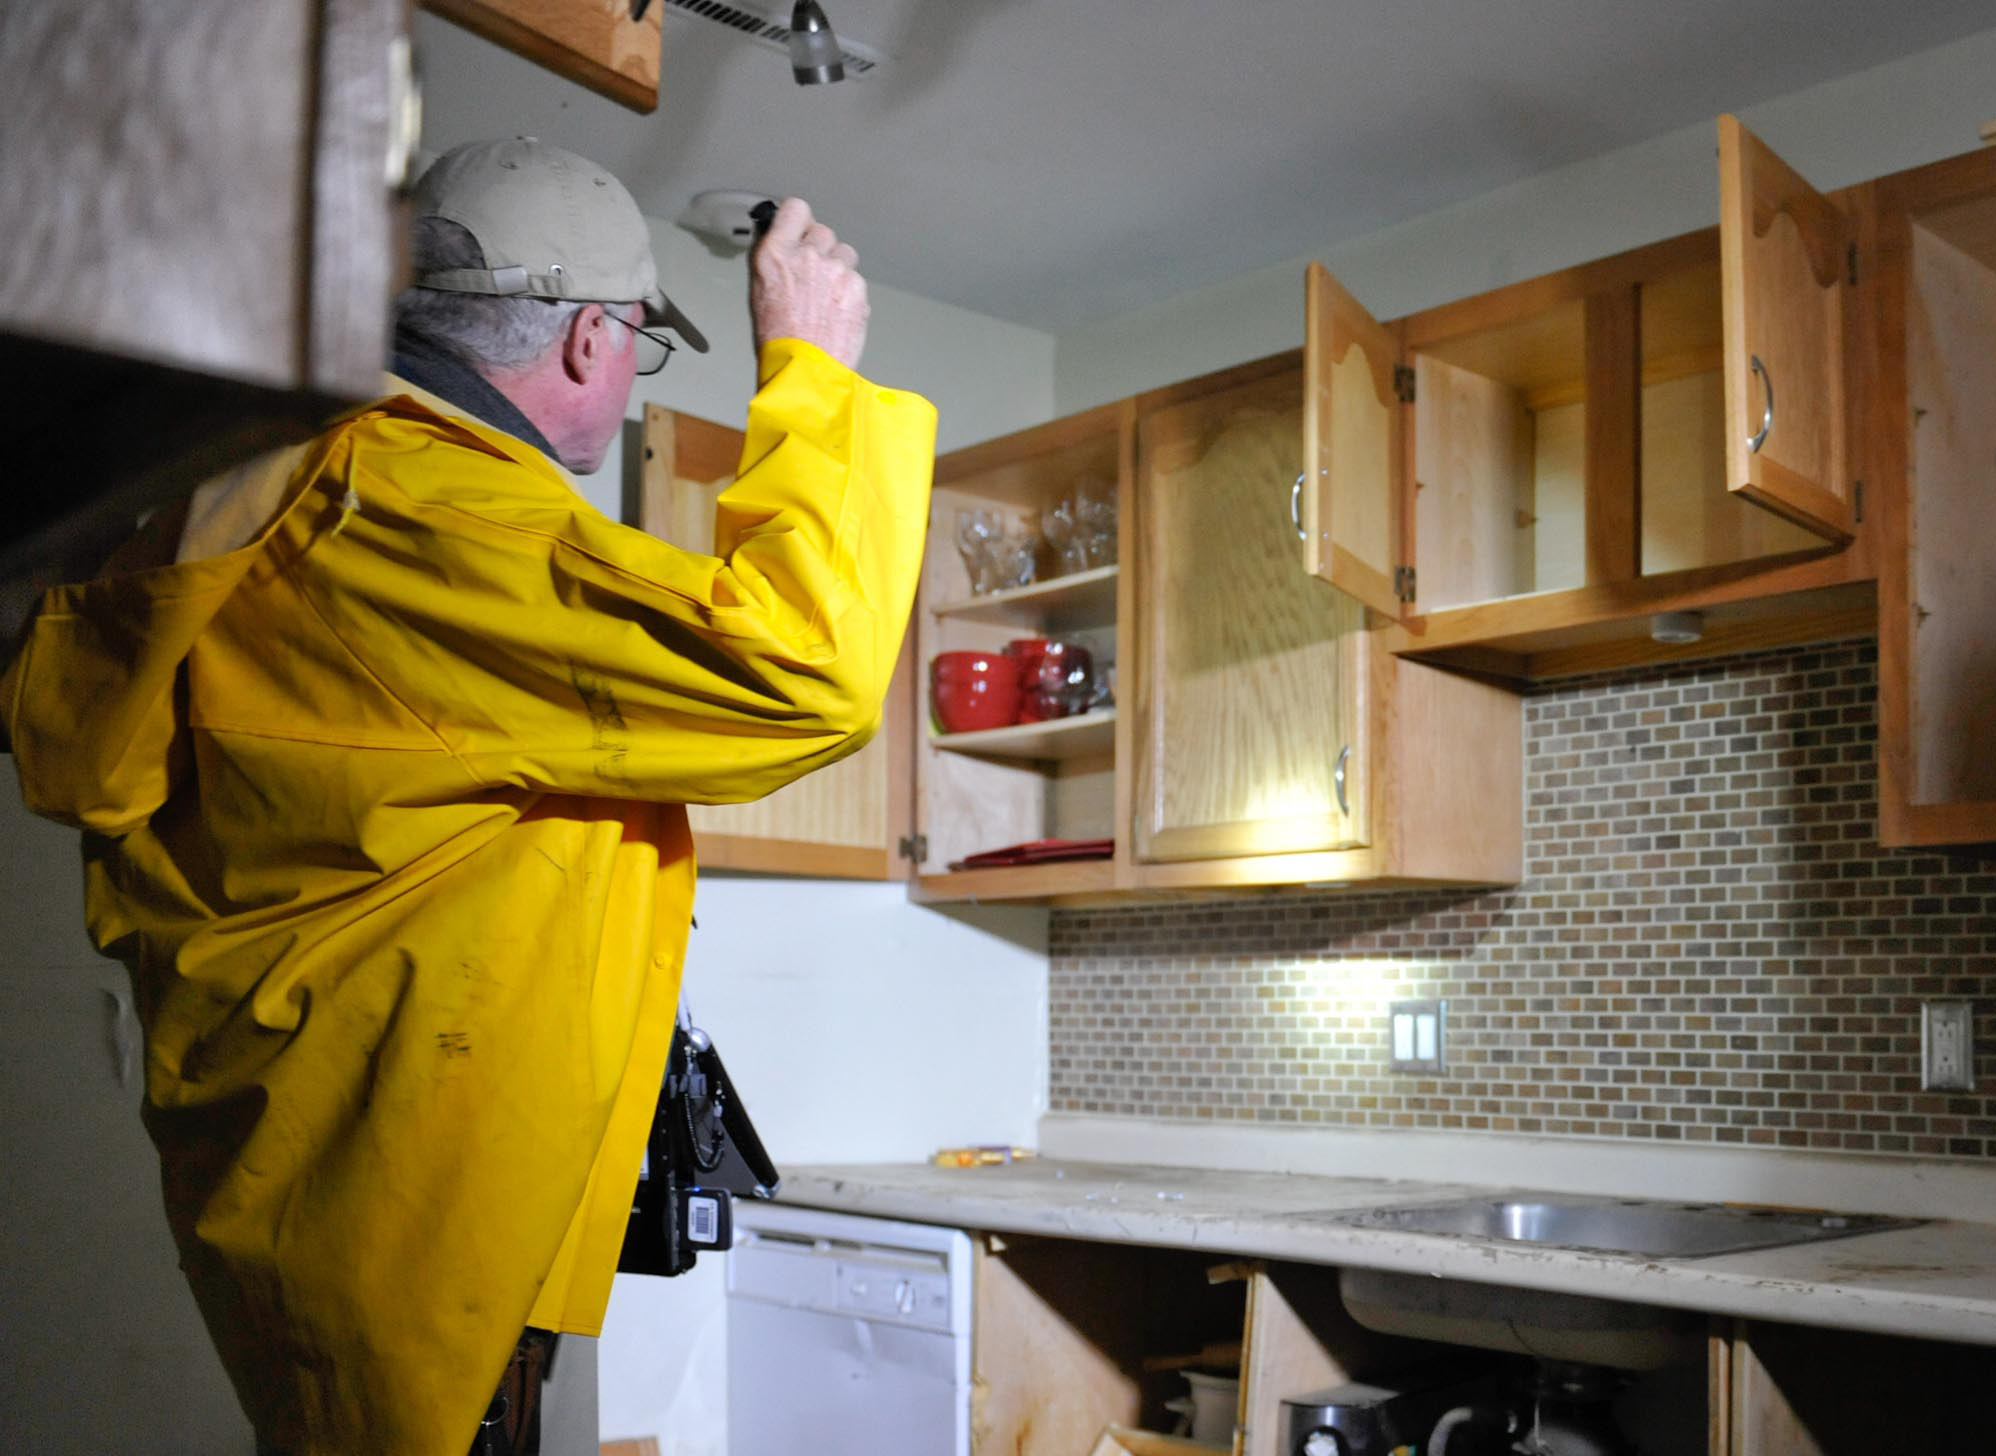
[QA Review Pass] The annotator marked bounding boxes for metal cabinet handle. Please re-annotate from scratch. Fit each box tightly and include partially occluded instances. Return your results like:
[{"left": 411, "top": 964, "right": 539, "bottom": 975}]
[
  {"left": 1746, "top": 354, "right": 1773, "bottom": 454},
  {"left": 1334, "top": 744, "right": 1350, "bottom": 815},
  {"left": 1291, "top": 473, "right": 1307, "bottom": 542}
]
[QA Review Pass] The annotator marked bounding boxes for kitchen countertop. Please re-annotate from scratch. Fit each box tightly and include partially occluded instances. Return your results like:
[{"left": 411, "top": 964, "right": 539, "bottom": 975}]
[{"left": 775, "top": 1159, "right": 1996, "bottom": 1348}]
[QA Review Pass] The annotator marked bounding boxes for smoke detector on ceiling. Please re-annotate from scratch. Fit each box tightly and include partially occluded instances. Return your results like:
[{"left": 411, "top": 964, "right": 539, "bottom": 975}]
[
  {"left": 679, "top": 189, "right": 779, "bottom": 251},
  {"left": 658, "top": 0, "right": 888, "bottom": 79}
]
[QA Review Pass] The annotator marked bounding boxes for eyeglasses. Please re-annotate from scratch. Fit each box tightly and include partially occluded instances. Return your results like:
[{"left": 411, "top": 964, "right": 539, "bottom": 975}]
[{"left": 602, "top": 310, "right": 677, "bottom": 375}]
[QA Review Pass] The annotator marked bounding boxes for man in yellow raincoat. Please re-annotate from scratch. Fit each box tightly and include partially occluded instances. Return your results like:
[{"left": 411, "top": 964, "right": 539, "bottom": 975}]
[{"left": 2, "top": 138, "right": 934, "bottom": 1453}]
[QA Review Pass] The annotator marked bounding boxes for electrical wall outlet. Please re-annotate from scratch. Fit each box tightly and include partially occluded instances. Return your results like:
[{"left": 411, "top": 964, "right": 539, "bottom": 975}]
[
  {"left": 1389, "top": 999, "right": 1445, "bottom": 1075},
  {"left": 1921, "top": 1000, "right": 1975, "bottom": 1092}
]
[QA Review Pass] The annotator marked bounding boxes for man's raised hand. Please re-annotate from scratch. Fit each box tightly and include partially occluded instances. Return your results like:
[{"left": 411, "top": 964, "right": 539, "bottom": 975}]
[{"left": 749, "top": 197, "right": 869, "bottom": 371}]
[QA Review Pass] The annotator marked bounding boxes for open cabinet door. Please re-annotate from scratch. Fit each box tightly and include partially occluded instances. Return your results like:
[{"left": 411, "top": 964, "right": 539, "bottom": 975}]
[
  {"left": 421, "top": 0, "right": 664, "bottom": 112},
  {"left": 639, "top": 404, "right": 911, "bottom": 880},
  {"left": 1718, "top": 115, "right": 1855, "bottom": 543},
  {"left": 1303, "top": 262, "right": 1407, "bottom": 618}
]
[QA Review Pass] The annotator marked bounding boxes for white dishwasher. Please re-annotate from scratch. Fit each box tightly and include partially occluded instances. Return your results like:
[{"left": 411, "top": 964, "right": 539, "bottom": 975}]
[{"left": 726, "top": 1202, "right": 974, "bottom": 1456}]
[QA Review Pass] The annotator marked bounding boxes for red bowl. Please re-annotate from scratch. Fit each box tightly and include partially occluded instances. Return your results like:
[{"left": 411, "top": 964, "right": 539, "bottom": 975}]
[{"left": 931, "top": 651, "right": 1021, "bottom": 734}]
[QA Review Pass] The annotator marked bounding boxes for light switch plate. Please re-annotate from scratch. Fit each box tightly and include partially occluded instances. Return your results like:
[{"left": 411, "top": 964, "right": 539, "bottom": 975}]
[
  {"left": 1922, "top": 1000, "right": 1975, "bottom": 1092},
  {"left": 1389, "top": 999, "right": 1445, "bottom": 1075}
]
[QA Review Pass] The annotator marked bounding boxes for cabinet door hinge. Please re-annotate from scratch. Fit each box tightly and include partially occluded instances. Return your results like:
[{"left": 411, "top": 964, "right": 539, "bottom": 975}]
[
  {"left": 897, "top": 833, "right": 928, "bottom": 863},
  {"left": 1394, "top": 565, "right": 1417, "bottom": 603},
  {"left": 1393, "top": 365, "right": 1417, "bottom": 404},
  {"left": 1854, "top": 480, "right": 1864, "bottom": 524},
  {"left": 1848, "top": 241, "right": 1859, "bottom": 287}
]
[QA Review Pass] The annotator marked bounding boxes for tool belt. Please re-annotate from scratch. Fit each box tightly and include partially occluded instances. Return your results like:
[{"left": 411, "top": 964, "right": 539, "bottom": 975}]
[{"left": 471, "top": 1327, "right": 556, "bottom": 1456}]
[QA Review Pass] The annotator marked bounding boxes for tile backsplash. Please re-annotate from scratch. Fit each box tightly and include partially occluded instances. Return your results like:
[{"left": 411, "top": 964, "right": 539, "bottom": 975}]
[{"left": 1050, "top": 642, "right": 1996, "bottom": 1159}]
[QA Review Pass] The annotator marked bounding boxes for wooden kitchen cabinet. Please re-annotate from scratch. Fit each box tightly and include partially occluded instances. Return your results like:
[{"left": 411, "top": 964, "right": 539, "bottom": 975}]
[
  {"left": 1869, "top": 145, "right": 1996, "bottom": 848},
  {"left": 1306, "top": 116, "right": 1875, "bottom": 683},
  {"left": 905, "top": 363, "right": 1521, "bottom": 905},
  {"left": 1713, "top": 1319, "right": 1996, "bottom": 1453},
  {"left": 1128, "top": 360, "right": 1520, "bottom": 892},
  {"left": 639, "top": 404, "right": 913, "bottom": 879},
  {"left": 1133, "top": 366, "right": 1370, "bottom": 861},
  {"left": 0, "top": 0, "right": 414, "bottom": 588},
  {"left": 420, "top": 0, "right": 665, "bottom": 112},
  {"left": 973, "top": 1241, "right": 1418, "bottom": 1456},
  {"left": 907, "top": 403, "right": 1130, "bottom": 900}
]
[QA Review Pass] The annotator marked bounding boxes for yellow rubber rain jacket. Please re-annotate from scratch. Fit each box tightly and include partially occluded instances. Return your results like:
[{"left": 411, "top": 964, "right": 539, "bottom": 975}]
[{"left": 1, "top": 339, "right": 934, "bottom": 1453}]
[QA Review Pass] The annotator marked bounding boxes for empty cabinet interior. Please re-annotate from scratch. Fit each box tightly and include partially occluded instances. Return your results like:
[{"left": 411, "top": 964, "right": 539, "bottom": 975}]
[
  {"left": 1903, "top": 189, "right": 1996, "bottom": 813},
  {"left": 1410, "top": 297, "right": 1592, "bottom": 611},
  {"left": 1638, "top": 261, "right": 1826, "bottom": 575}
]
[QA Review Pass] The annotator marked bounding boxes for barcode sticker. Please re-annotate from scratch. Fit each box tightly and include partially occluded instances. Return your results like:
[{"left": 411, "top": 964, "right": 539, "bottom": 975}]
[{"left": 688, "top": 1195, "right": 719, "bottom": 1244}]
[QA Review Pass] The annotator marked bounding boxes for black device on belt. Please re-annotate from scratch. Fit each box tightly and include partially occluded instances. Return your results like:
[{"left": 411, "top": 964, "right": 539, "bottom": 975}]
[{"left": 617, "top": 1013, "right": 780, "bottom": 1277}]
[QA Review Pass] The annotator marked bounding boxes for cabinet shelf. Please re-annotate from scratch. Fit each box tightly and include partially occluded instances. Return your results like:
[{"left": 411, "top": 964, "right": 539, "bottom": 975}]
[
  {"left": 911, "top": 855, "right": 1119, "bottom": 905},
  {"left": 930, "top": 708, "right": 1116, "bottom": 762},
  {"left": 930, "top": 565, "right": 1119, "bottom": 632}
]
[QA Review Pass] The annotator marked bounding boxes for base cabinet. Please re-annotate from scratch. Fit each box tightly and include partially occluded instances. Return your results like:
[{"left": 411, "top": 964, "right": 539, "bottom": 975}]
[
  {"left": 1716, "top": 1319, "right": 1996, "bottom": 1454},
  {"left": 967, "top": 1240, "right": 1996, "bottom": 1456},
  {"left": 970, "top": 1241, "right": 1424, "bottom": 1456},
  {"left": 968, "top": 1239, "right": 1719, "bottom": 1456}
]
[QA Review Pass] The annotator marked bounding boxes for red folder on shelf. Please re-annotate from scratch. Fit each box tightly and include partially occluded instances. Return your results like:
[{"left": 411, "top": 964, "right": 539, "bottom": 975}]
[{"left": 948, "top": 838, "right": 1114, "bottom": 871}]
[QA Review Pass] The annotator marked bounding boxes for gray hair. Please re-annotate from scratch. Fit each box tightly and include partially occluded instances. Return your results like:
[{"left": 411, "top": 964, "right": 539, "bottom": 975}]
[{"left": 393, "top": 218, "right": 630, "bottom": 373}]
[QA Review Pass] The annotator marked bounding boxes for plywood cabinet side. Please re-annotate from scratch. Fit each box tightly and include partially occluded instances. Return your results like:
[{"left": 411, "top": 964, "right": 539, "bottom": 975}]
[
  {"left": 1870, "top": 146, "right": 1996, "bottom": 847},
  {"left": 638, "top": 404, "right": 908, "bottom": 879},
  {"left": 0, "top": 0, "right": 407, "bottom": 584},
  {"left": 972, "top": 1239, "right": 1142, "bottom": 1456},
  {"left": 2, "top": 0, "right": 310, "bottom": 389},
  {"left": 1237, "top": 1265, "right": 1384, "bottom": 1456},
  {"left": 0, "top": 0, "right": 402, "bottom": 395},
  {"left": 1582, "top": 288, "right": 1641, "bottom": 585},
  {"left": 1375, "top": 653, "right": 1523, "bottom": 884},
  {"left": 420, "top": 0, "right": 663, "bottom": 112}
]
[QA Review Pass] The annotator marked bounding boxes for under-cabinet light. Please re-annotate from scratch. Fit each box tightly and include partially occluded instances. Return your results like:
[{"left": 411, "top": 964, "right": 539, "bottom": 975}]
[{"left": 1650, "top": 611, "right": 1704, "bottom": 645}]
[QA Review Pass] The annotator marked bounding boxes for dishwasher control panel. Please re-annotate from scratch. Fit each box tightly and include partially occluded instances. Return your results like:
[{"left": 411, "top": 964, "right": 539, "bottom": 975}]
[{"left": 835, "top": 1259, "right": 953, "bottom": 1329}]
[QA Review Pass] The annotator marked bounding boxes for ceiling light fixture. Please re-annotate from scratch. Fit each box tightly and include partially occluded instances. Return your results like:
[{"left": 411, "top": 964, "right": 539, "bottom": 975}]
[
  {"left": 655, "top": 2, "right": 886, "bottom": 80},
  {"left": 789, "top": 0, "right": 844, "bottom": 84}
]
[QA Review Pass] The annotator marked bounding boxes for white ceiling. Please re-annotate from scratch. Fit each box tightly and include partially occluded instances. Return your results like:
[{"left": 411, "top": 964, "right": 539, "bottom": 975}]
[{"left": 414, "top": 2, "right": 1994, "bottom": 332}]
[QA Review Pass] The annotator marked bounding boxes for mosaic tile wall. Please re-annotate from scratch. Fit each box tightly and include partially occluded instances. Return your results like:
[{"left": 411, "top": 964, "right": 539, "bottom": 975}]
[{"left": 1049, "top": 642, "right": 1996, "bottom": 1159}]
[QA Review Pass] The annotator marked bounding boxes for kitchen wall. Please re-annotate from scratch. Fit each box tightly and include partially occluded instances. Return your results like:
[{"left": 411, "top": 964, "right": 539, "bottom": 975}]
[
  {"left": 1050, "top": 642, "right": 1996, "bottom": 1160},
  {"left": 0, "top": 231, "right": 1055, "bottom": 1456}
]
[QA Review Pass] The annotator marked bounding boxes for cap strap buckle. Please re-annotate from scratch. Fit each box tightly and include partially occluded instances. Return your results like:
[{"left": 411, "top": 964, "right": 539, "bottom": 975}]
[{"left": 413, "top": 264, "right": 533, "bottom": 297}]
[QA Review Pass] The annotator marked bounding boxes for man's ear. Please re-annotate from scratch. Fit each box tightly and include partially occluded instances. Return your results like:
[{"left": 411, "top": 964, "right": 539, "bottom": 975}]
[{"left": 562, "top": 303, "right": 605, "bottom": 385}]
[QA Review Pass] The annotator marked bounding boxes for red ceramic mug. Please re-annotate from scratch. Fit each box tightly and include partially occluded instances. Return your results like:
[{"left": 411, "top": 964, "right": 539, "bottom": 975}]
[{"left": 931, "top": 651, "right": 1022, "bottom": 734}]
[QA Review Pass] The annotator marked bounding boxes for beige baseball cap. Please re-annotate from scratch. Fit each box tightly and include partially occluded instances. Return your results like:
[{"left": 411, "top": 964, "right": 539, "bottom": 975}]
[{"left": 411, "top": 136, "right": 709, "bottom": 352}]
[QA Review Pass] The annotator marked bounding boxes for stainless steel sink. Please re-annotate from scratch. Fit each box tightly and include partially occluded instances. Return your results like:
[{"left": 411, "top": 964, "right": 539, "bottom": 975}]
[{"left": 1318, "top": 1195, "right": 1920, "bottom": 1259}]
